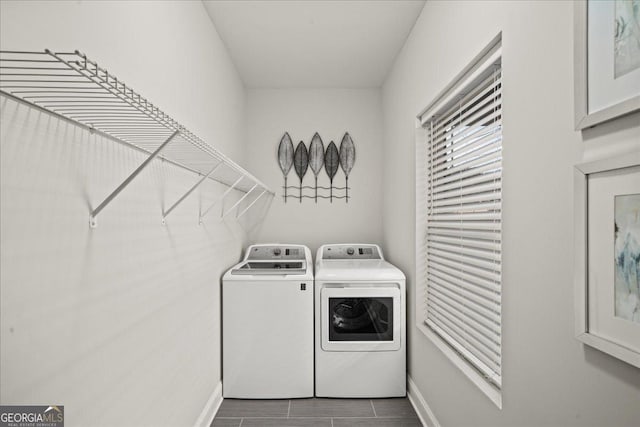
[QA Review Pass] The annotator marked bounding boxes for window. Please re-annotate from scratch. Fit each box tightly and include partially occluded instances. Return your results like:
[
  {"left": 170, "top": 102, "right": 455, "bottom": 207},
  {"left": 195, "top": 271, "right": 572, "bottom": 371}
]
[{"left": 416, "top": 36, "right": 502, "bottom": 406}]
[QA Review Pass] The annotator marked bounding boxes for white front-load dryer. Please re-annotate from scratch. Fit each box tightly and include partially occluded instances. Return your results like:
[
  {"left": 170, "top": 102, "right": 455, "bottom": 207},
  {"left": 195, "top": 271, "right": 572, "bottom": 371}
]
[
  {"left": 222, "top": 244, "right": 314, "bottom": 398},
  {"left": 314, "top": 244, "right": 406, "bottom": 397}
]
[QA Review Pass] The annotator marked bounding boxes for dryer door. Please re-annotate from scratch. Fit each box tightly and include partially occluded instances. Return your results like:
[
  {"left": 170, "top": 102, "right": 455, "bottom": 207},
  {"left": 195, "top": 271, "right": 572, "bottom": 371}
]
[{"left": 321, "top": 285, "right": 401, "bottom": 351}]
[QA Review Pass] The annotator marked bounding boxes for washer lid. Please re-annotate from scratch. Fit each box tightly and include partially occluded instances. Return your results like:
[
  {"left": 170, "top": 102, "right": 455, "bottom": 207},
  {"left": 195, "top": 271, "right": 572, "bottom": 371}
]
[
  {"left": 230, "top": 260, "right": 307, "bottom": 275},
  {"left": 315, "top": 259, "right": 405, "bottom": 282}
]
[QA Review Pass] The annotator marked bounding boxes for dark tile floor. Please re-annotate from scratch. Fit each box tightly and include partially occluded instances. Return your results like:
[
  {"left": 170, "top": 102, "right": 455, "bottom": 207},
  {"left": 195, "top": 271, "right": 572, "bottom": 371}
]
[{"left": 212, "top": 397, "right": 422, "bottom": 427}]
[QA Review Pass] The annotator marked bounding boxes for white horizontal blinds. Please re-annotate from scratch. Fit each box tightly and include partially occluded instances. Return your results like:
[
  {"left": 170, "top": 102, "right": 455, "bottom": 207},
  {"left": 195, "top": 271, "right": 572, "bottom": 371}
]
[
  {"left": 425, "top": 65, "right": 502, "bottom": 387},
  {"left": 415, "top": 126, "right": 430, "bottom": 323}
]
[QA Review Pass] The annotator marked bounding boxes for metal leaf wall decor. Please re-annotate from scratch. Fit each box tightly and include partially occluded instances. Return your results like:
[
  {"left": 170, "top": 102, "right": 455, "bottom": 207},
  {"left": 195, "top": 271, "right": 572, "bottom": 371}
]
[
  {"left": 294, "top": 141, "right": 309, "bottom": 203},
  {"left": 277, "top": 132, "right": 355, "bottom": 203},
  {"left": 277, "top": 132, "right": 294, "bottom": 202},
  {"left": 325, "top": 141, "right": 339, "bottom": 202},
  {"left": 339, "top": 132, "right": 356, "bottom": 203},
  {"left": 308, "top": 132, "right": 325, "bottom": 202}
]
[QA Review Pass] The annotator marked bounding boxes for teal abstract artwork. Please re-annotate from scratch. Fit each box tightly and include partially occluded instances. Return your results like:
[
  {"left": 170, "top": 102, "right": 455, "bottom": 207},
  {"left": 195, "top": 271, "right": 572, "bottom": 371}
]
[
  {"left": 615, "top": 0, "right": 640, "bottom": 78},
  {"left": 615, "top": 193, "right": 640, "bottom": 323}
]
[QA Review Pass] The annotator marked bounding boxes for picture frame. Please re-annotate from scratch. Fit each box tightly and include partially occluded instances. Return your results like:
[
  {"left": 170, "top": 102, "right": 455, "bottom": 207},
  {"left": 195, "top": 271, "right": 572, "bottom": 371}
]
[
  {"left": 574, "top": 152, "right": 640, "bottom": 368},
  {"left": 574, "top": 0, "right": 640, "bottom": 130}
]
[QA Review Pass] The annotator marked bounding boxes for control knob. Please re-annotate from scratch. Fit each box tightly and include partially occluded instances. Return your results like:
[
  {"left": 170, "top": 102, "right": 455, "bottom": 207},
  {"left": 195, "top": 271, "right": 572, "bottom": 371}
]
[
  {"left": 273, "top": 248, "right": 281, "bottom": 256},
  {"left": 346, "top": 247, "right": 355, "bottom": 255}
]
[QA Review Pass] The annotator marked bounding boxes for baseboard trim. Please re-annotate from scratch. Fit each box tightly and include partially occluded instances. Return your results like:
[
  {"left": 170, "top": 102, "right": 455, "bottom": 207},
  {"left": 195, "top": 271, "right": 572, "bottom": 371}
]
[
  {"left": 407, "top": 376, "right": 440, "bottom": 427},
  {"left": 194, "top": 381, "right": 223, "bottom": 427},
  {"left": 196, "top": 378, "right": 434, "bottom": 427}
]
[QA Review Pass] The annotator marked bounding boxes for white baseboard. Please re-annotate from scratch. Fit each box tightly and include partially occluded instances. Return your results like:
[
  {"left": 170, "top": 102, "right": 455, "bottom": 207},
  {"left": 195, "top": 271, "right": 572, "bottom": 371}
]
[
  {"left": 195, "top": 378, "right": 434, "bottom": 427},
  {"left": 194, "top": 381, "right": 223, "bottom": 427},
  {"left": 407, "top": 376, "right": 440, "bottom": 427}
]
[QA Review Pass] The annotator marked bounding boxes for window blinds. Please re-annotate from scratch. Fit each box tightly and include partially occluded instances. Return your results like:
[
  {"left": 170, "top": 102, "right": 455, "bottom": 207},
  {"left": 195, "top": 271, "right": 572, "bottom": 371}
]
[{"left": 422, "top": 66, "right": 502, "bottom": 388}]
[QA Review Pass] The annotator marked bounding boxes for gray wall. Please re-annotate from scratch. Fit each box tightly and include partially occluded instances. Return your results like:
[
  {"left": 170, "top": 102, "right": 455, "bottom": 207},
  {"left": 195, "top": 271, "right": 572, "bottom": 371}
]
[
  {"left": 0, "top": 1, "right": 252, "bottom": 426},
  {"left": 382, "top": 1, "right": 640, "bottom": 426}
]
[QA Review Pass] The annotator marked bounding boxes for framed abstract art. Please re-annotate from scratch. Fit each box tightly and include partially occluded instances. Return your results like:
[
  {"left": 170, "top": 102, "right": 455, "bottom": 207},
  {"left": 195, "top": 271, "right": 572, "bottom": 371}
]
[
  {"left": 574, "top": 0, "right": 640, "bottom": 129},
  {"left": 574, "top": 152, "right": 640, "bottom": 368}
]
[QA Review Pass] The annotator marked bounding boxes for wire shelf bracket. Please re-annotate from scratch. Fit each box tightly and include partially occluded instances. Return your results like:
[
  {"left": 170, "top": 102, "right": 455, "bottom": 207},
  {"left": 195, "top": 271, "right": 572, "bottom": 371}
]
[
  {"left": 0, "top": 49, "right": 275, "bottom": 228},
  {"left": 161, "top": 160, "right": 223, "bottom": 226},
  {"left": 199, "top": 175, "right": 244, "bottom": 225},
  {"left": 222, "top": 184, "right": 258, "bottom": 219},
  {"left": 89, "top": 129, "right": 180, "bottom": 228},
  {"left": 237, "top": 189, "right": 268, "bottom": 219}
]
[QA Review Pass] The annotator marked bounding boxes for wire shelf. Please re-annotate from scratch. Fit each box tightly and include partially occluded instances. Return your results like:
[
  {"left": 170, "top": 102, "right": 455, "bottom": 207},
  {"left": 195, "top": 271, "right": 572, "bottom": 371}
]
[{"left": 0, "top": 49, "right": 274, "bottom": 227}]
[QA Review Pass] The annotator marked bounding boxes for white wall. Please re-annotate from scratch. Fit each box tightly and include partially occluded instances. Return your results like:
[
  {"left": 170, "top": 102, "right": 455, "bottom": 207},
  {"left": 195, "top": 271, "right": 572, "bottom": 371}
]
[
  {"left": 0, "top": 0, "right": 245, "bottom": 163},
  {"left": 383, "top": 1, "right": 640, "bottom": 426},
  {"left": 244, "top": 89, "right": 383, "bottom": 253},
  {"left": 0, "top": 1, "right": 251, "bottom": 426}
]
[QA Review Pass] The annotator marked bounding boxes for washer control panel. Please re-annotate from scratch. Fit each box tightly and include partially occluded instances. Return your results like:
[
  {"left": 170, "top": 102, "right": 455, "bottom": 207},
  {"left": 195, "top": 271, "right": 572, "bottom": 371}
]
[
  {"left": 247, "top": 245, "right": 305, "bottom": 260},
  {"left": 322, "top": 244, "right": 382, "bottom": 260}
]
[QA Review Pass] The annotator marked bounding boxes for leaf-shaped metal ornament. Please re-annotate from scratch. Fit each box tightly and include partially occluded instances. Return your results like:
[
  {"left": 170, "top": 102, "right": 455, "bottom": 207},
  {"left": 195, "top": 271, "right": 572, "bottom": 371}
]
[
  {"left": 339, "top": 132, "right": 356, "bottom": 203},
  {"left": 324, "top": 141, "right": 339, "bottom": 202},
  {"left": 294, "top": 141, "right": 309, "bottom": 203},
  {"left": 278, "top": 132, "right": 294, "bottom": 202},
  {"left": 278, "top": 132, "right": 294, "bottom": 175},
  {"left": 308, "top": 132, "right": 325, "bottom": 203}
]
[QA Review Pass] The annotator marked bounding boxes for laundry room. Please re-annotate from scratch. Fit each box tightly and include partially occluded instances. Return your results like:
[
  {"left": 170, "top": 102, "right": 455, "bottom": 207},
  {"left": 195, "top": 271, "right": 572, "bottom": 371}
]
[{"left": 1, "top": 1, "right": 639, "bottom": 427}]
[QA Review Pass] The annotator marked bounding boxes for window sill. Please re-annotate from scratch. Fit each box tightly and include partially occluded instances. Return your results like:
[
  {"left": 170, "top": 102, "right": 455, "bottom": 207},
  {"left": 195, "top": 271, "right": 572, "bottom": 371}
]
[{"left": 416, "top": 321, "right": 503, "bottom": 409}]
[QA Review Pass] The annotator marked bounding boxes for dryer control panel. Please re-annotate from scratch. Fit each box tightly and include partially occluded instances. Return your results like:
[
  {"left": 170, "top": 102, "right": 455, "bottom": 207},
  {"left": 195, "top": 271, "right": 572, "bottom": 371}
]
[
  {"left": 246, "top": 245, "right": 305, "bottom": 260},
  {"left": 321, "top": 244, "right": 382, "bottom": 260}
]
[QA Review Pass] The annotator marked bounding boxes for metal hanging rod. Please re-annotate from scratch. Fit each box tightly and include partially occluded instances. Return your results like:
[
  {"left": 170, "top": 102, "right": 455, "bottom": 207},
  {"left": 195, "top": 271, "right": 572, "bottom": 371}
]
[{"left": 0, "top": 49, "right": 274, "bottom": 227}]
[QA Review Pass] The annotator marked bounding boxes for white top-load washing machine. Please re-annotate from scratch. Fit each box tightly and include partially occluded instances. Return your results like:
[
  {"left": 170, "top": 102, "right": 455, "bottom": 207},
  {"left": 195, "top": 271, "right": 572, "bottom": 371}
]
[
  {"left": 315, "top": 244, "right": 406, "bottom": 397},
  {"left": 222, "top": 244, "right": 314, "bottom": 398}
]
